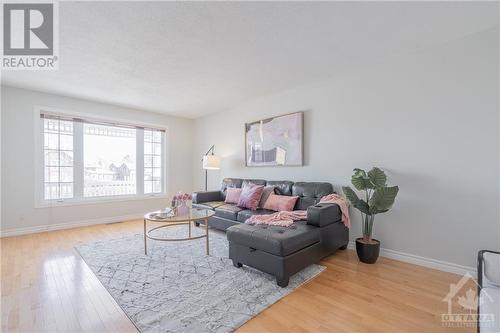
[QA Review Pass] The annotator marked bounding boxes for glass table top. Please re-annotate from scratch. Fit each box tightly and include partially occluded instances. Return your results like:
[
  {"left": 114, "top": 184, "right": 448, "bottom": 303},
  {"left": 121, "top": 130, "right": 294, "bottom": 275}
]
[{"left": 144, "top": 208, "right": 215, "bottom": 222}]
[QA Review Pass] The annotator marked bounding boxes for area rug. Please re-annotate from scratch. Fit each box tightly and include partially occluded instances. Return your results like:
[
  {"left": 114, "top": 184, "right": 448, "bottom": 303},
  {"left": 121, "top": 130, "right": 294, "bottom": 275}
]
[{"left": 75, "top": 226, "right": 325, "bottom": 333}]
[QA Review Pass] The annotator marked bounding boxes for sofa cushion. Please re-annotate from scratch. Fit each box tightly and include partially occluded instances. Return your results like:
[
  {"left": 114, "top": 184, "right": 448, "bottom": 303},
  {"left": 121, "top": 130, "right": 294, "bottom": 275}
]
[
  {"left": 242, "top": 179, "right": 267, "bottom": 188},
  {"left": 483, "top": 251, "right": 500, "bottom": 286},
  {"left": 258, "top": 186, "right": 276, "bottom": 208},
  {"left": 237, "top": 183, "right": 264, "bottom": 210},
  {"left": 215, "top": 204, "right": 244, "bottom": 220},
  {"left": 237, "top": 208, "right": 275, "bottom": 223},
  {"left": 479, "top": 287, "right": 500, "bottom": 333},
  {"left": 226, "top": 222, "right": 320, "bottom": 256},
  {"left": 267, "top": 180, "right": 294, "bottom": 196},
  {"left": 293, "top": 182, "right": 334, "bottom": 210},
  {"left": 224, "top": 187, "right": 242, "bottom": 204},
  {"left": 264, "top": 193, "right": 299, "bottom": 212},
  {"left": 220, "top": 178, "right": 243, "bottom": 200},
  {"left": 192, "top": 201, "right": 224, "bottom": 210}
]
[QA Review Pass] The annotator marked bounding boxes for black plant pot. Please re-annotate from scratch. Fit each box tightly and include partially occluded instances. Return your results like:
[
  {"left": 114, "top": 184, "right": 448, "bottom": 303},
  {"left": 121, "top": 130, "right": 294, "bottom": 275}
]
[{"left": 355, "top": 238, "right": 380, "bottom": 264}]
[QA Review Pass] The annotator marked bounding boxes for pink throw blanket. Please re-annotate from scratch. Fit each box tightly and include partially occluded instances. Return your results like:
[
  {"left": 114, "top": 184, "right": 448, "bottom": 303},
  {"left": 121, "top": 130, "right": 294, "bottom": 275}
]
[{"left": 246, "top": 193, "right": 350, "bottom": 228}]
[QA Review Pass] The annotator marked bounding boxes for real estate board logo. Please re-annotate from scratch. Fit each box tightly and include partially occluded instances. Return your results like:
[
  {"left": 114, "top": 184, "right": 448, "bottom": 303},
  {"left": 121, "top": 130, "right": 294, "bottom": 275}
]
[
  {"left": 2, "top": 2, "right": 58, "bottom": 70},
  {"left": 441, "top": 272, "right": 495, "bottom": 329}
]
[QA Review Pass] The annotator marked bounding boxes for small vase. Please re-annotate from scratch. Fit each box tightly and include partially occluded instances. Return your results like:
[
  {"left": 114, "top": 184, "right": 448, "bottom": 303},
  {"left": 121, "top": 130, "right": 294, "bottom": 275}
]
[{"left": 177, "top": 201, "right": 190, "bottom": 216}]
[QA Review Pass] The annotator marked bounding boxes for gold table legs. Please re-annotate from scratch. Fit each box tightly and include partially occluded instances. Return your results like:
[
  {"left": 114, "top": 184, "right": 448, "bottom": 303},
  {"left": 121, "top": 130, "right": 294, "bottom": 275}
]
[{"left": 143, "top": 218, "right": 210, "bottom": 256}]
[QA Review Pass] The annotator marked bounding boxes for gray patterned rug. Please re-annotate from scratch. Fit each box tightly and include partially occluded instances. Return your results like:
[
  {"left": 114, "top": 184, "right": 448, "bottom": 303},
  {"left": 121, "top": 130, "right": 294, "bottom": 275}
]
[{"left": 75, "top": 225, "right": 325, "bottom": 333}]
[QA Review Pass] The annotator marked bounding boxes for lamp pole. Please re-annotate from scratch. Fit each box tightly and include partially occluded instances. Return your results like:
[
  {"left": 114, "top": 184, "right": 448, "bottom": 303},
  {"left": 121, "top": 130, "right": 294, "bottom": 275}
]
[{"left": 203, "top": 145, "right": 215, "bottom": 191}]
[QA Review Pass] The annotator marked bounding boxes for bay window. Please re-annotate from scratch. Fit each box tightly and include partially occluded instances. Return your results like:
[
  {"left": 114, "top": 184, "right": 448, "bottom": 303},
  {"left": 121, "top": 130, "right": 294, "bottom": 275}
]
[{"left": 38, "top": 110, "right": 166, "bottom": 205}]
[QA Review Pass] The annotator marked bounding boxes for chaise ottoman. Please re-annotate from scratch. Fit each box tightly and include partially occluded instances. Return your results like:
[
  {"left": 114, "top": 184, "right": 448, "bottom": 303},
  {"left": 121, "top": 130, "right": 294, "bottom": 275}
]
[{"left": 226, "top": 203, "right": 349, "bottom": 287}]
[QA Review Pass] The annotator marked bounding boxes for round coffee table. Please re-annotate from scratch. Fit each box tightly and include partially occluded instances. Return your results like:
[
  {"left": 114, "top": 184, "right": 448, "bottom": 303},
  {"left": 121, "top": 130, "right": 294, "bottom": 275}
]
[{"left": 143, "top": 208, "right": 215, "bottom": 255}]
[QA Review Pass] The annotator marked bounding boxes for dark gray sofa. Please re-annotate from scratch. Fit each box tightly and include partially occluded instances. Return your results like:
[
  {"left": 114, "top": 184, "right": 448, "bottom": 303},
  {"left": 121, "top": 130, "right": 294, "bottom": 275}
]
[{"left": 193, "top": 178, "right": 349, "bottom": 287}]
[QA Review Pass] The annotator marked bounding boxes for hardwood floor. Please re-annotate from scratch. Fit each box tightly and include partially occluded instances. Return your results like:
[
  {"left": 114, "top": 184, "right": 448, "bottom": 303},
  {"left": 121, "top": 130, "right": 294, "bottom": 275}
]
[{"left": 1, "top": 220, "right": 475, "bottom": 333}]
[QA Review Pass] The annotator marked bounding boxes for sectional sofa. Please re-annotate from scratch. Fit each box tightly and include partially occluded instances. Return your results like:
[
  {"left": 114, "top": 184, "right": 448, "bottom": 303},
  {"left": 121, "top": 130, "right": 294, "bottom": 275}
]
[{"left": 193, "top": 178, "right": 349, "bottom": 287}]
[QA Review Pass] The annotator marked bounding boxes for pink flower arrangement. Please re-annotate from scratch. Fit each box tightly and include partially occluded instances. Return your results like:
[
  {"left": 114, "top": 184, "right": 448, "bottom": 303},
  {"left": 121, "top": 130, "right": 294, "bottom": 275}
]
[{"left": 173, "top": 192, "right": 192, "bottom": 202}]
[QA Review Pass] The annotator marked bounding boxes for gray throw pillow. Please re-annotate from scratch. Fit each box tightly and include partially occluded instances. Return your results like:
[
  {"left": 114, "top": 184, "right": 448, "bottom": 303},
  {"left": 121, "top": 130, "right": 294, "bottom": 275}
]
[{"left": 258, "top": 186, "right": 275, "bottom": 209}]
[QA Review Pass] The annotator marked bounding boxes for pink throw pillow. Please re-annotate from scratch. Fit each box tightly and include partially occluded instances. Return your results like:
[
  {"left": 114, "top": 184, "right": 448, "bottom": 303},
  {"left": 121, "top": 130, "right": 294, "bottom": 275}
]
[
  {"left": 225, "top": 187, "right": 242, "bottom": 204},
  {"left": 264, "top": 193, "right": 299, "bottom": 212},
  {"left": 237, "top": 184, "right": 264, "bottom": 210}
]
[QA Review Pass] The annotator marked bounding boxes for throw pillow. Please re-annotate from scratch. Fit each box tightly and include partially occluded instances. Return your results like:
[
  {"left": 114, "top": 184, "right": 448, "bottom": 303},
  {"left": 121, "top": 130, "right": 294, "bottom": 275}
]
[
  {"left": 258, "top": 186, "right": 276, "bottom": 209},
  {"left": 225, "top": 187, "right": 242, "bottom": 204},
  {"left": 237, "top": 183, "right": 264, "bottom": 210},
  {"left": 264, "top": 193, "right": 299, "bottom": 212}
]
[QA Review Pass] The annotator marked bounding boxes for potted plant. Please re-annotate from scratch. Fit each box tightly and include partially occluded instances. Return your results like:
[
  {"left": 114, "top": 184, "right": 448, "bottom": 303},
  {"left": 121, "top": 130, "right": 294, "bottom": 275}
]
[{"left": 342, "top": 167, "right": 399, "bottom": 264}]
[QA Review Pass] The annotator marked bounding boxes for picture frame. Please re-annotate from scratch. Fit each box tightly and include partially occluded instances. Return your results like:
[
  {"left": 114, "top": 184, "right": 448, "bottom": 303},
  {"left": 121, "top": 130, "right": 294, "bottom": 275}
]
[{"left": 245, "top": 111, "right": 304, "bottom": 167}]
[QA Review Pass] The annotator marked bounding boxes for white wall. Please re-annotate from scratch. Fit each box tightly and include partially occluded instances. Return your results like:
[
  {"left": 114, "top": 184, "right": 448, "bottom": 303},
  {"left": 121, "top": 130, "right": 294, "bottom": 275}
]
[
  {"left": 1, "top": 86, "right": 194, "bottom": 235},
  {"left": 193, "top": 28, "right": 499, "bottom": 269}
]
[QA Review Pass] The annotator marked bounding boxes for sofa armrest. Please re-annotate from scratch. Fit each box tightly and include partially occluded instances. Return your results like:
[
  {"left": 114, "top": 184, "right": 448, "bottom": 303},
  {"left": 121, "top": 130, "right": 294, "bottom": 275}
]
[
  {"left": 478, "top": 250, "right": 500, "bottom": 288},
  {"left": 192, "top": 191, "right": 222, "bottom": 204},
  {"left": 306, "top": 203, "right": 342, "bottom": 227}
]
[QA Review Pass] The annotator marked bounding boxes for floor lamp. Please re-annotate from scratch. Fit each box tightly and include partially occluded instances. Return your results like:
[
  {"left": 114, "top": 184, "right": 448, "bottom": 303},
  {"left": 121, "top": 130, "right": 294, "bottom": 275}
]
[{"left": 202, "top": 145, "right": 221, "bottom": 191}]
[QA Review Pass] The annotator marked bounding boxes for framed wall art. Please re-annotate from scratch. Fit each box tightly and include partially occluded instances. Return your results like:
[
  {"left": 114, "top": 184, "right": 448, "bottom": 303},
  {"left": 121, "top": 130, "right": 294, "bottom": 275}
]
[{"left": 245, "top": 111, "right": 303, "bottom": 167}]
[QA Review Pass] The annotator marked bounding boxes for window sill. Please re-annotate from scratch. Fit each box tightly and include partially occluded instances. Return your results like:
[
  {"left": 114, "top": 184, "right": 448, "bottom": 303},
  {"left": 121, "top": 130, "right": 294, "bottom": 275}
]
[{"left": 35, "top": 193, "right": 169, "bottom": 208}]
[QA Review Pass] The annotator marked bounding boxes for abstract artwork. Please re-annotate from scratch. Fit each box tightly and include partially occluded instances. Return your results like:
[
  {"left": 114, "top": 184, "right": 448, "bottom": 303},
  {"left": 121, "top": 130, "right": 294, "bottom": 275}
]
[{"left": 245, "top": 112, "right": 303, "bottom": 166}]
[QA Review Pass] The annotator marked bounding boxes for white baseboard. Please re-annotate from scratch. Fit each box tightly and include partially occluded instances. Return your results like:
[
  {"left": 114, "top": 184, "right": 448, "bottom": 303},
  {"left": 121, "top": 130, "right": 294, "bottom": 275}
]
[
  {"left": 0, "top": 213, "right": 143, "bottom": 238},
  {"left": 347, "top": 241, "right": 476, "bottom": 276}
]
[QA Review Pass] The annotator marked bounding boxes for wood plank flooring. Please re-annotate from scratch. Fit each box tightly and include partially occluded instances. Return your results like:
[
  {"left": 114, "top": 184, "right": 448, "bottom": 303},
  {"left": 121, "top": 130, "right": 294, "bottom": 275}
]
[{"left": 1, "top": 220, "right": 476, "bottom": 333}]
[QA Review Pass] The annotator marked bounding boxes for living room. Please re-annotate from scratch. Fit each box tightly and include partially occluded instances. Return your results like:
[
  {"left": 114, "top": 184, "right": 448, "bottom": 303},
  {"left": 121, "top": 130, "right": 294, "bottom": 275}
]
[{"left": 1, "top": 1, "right": 499, "bottom": 333}]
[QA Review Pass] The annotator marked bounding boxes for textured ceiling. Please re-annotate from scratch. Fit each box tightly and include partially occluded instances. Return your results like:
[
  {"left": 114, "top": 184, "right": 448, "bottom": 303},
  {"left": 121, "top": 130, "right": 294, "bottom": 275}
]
[{"left": 2, "top": 1, "right": 499, "bottom": 118}]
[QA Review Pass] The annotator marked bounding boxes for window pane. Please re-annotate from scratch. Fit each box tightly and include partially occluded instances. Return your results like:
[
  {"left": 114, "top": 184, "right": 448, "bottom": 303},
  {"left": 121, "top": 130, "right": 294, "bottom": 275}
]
[
  {"left": 84, "top": 124, "right": 136, "bottom": 197},
  {"left": 153, "top": 155, "right": 161, "bottom": 167},
  {"left": 144, "top": 181, "right": 152, "bottom": 194},
  {"left": 44, "top": 119, "right": 59, "bottom": 133},
  {"left": 44, "top": 133, "right": 59, "bottom": 150},
  {"left": 60, "top": 122, "right": 73, "bottom": 134},
  {"left": 44, "top": 151, "right": 59, "bottom": 166},
  {"left": 144, "top": 155, "right": 153, "bottom": 168},
  {"left": 144, "top": 143, "right": 152, "bottom": 155},
  {"left": 60, "top": 183, "right": 73, "bottom": 199},
  {"left": 153, "top": 143, "right": 161, "bottom": 155},
  {"left": 153, "top": 167, "right": 161, "bottom": 178},
  {"left": 60, "top": 134, "right": 73, "bottom": 150},
  {"left": 45, "top": 183, "right": 59, "bottom": 200},
  {"left": 153, "top": 180, "right": 161, "bottom": 193},
  {"left": 60, "top": 167, "right": 73, "bottom": 182},
  {"left": 46, "top": 167, "right": 60, "bottom": 183},
  {"left": 144, "top": 130, "right": 163, "bottom": 194},
  {"left": 144, "top": 168, "right": 152, "bottom": 181},
  {"left": 60, "top": 151, "right": 73, "bottom": 167},
  {"left": 43, "top": 118, "right": 74, "bottom": 201}
]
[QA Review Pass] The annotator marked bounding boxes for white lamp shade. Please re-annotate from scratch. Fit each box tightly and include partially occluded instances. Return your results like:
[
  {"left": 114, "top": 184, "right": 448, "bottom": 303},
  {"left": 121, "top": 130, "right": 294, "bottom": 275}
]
[{"left": 203, "top": 155, "right": 221, "bottom": 170}]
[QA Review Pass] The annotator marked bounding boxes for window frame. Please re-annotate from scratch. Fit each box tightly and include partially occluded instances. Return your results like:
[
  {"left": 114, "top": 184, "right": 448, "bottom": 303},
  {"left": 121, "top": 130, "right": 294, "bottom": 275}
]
[{"left": 34, "top": 106, "right": 168, "bottom": 208}]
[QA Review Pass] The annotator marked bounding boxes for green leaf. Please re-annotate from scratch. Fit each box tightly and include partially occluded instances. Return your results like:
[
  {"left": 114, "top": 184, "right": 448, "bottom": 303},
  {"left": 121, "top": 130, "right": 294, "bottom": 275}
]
[
  {"left": 368, "top": 186, "right": 399, "bottom": 214},
  {"left": 354, "top": 200, "right": 370, "bottom": 215},
  {"left": 351, "top": 168, "right": 375, "bottom": 190},
  {"left": 351, "top": 175, "right": 375, "bottom": 190},
  {"left": 343, "top": 186, "right": 370, "bottom": 215},
  {"left": 368, "top": 167, "right": 387, "bottom": 188},
  {"left": 342, "top": 186, "right": 359, "bottom": 204},
  {"left": 353, "top": 168, "right": 367, "bottom": 177}
]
